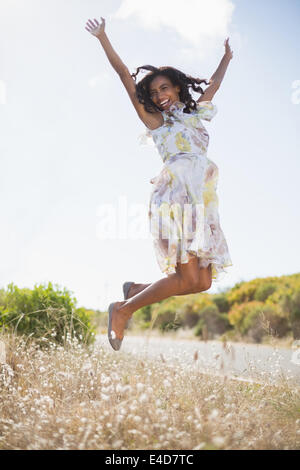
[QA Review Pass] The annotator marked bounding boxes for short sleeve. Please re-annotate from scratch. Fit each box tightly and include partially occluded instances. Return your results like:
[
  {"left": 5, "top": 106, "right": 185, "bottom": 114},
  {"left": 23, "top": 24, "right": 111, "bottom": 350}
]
[
  {"left": 195, "top": 101, "right": 218, "bottom": 121},
  {"left": 138, "top": 128, "right": 155, "bottom": 146}
]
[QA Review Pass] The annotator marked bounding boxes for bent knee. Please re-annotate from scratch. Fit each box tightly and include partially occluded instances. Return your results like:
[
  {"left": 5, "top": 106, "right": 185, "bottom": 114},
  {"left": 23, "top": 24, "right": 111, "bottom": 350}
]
[
  {"left": 179, "top": 263, "right": 212, "bottom": 293},
  {"left": 201, "top": 278, "right": 212, "bottom": 291},
  {"left": 195, "top": 270, "right": 213, "bottom": 292},
  {"left": 183, "top": 277, "right": 211, "bottom": 293}
]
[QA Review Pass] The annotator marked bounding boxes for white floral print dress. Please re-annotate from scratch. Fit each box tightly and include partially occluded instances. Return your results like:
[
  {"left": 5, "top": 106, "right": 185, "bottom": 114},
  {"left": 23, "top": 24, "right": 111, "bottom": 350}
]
[{"left": 139, "top": 100, "right": 233, "bottom": 282}]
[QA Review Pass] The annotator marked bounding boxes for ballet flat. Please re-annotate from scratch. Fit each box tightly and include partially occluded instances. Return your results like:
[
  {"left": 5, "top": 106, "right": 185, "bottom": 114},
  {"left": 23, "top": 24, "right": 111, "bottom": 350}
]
[
  {"left": 107, "top": 302, "right": 123, "bottom": 351},
  {"left": 122, "top": 281, "right": 134, "bottom": 300}
]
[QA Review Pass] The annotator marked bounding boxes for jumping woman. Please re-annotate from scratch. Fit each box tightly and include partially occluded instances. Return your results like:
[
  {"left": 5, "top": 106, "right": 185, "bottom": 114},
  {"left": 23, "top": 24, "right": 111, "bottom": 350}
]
[{"left": 85, "top": 17, "right": 233, "bottom": 351}]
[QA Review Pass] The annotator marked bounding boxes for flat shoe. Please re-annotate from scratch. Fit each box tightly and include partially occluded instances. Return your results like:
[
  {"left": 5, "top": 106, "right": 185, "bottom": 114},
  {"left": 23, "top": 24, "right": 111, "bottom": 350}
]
[
  {"left": 122, "top": 281, "right": 134, "bottom": 300},
  {"left": 107, "top": 302, "right": 123, "bottom": 351}
]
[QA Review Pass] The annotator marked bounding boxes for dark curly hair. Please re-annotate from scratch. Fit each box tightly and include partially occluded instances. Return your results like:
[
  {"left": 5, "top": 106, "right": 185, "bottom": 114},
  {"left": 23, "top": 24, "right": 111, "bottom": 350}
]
[{"left": 131, "top": 65, "right": 211, "bottom": 114}]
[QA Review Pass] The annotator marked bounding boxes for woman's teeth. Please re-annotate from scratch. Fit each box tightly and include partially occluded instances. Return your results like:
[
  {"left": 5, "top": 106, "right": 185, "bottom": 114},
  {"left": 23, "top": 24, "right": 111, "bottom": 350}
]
[{"left": 160, "top": 99, "right": 170, "bottom": 107}]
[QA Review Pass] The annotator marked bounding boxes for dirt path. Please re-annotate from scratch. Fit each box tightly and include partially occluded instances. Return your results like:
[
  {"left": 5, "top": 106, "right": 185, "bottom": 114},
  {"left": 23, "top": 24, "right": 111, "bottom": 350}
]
[{"left": 96, "top": 334, "right": 300, "bottom": 386}]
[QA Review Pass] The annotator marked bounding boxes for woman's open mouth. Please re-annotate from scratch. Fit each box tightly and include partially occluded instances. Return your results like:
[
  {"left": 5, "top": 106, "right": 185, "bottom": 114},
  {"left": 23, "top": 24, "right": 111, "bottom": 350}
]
[{"left": 159, "top": 99, "right": 171, "bottom": 108}]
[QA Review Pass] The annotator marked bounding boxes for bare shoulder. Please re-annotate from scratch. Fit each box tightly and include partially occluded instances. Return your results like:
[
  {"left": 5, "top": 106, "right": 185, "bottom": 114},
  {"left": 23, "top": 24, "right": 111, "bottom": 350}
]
[{"left": 119, "top": 68, "right": 164, "bottom": 130}]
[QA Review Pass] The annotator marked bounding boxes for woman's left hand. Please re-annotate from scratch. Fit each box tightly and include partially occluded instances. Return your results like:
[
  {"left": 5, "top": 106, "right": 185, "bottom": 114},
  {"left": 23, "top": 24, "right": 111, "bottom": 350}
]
[{"left": 224, "top": 37, "right": 233, "bottom": 60}]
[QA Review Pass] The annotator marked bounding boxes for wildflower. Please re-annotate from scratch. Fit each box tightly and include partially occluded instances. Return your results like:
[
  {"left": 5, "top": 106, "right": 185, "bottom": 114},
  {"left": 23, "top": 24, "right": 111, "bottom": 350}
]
[
  {"left": 208, "top": 408, "right": 219, "bottom": 420},
  {"left": 193, "top": 442, "right": 205, "bottom": 450},
  {"left": 136, "top": 382, "right": 144, "bottom": 392},
  {"left": 133, "top": 415, "right": 142, "bottom": 424},
  {"left": 205, "top": 393, "right": 217, "bottom": 402},
  {"left": 194, "top": 406, "right": 201, "bottom": 419},
  {"left": 129, "top": 404, "right": 137, "bottom": 413},
  {"left": 112, "top": 440, "right": 123, "bottom": 449},
  {"left": 290, "top": 350, "right": 300, "bottom": 365},
  {"left": 233, "top": 430, "right": 244, "bottom": 440},
  {"left": 212, "top": 436, "right": 226, "bottom": 448},
  {"left": 102, "top": 385, "right": 114, "bottom": 394},
  {"left": 100, "top": 374, "right": 111, "bottom": 384},
  {"left": 138, "top": 393, "right": 148, "bottom": 404},
  {"left": 116, "top": 383, "right": 123, "bottom": 393}
]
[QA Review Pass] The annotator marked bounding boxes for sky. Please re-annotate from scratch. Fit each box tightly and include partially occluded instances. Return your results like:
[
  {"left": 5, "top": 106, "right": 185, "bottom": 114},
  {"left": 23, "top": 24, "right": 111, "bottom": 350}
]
[{"left": 0, "top": 0, "right": 299, "bottom": 311}]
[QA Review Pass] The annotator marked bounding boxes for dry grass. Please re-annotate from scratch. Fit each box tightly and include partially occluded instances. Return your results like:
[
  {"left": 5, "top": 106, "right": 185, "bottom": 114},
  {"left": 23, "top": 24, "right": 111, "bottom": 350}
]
[{"left": 0, "top": 332, "right": 299, "bottom": 450}]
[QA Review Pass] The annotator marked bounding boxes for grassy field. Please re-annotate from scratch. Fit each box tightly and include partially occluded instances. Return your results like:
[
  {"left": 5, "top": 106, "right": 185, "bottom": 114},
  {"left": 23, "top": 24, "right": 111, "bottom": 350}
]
[{"left": 0, "top": 332, "right": 299, "bottom": 450}]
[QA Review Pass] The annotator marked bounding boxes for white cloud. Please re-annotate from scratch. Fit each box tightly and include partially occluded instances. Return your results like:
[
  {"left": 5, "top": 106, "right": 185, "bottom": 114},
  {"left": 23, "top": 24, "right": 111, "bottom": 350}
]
[{"left": 111, "top": 0, "right": 235, "bottom": 46}]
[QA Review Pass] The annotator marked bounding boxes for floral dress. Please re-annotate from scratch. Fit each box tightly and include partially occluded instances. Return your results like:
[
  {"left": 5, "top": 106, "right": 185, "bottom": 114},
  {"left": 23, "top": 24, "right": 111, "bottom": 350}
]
[{"left": 138, "top": 100, "right": 233, "bottom": 282}]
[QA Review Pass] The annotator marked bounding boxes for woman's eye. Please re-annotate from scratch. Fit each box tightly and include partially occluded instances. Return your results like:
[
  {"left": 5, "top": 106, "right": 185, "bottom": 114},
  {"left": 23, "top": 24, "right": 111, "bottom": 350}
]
[{"left": 150, "top": 86, "right": 167, "bottom": 97}]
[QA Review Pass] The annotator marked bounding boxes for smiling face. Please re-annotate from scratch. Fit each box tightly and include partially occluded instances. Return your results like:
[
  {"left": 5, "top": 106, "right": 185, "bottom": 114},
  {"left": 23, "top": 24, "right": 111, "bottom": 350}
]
[{"left": 149, "top": 75, "right": 181, "bottom": 111}]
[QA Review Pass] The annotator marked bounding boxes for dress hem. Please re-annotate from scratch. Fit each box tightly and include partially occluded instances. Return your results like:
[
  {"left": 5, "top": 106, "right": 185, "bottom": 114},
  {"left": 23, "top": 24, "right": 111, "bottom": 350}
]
[{"left": 161, "top": 253, "right": 233, "bottom": 283}]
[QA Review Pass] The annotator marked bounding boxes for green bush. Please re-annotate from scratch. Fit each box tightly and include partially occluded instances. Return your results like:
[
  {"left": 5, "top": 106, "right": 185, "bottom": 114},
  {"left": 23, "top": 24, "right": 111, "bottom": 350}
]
[
  {"left": 228, "top": 301, "right": 264, "bottom": 333},
  {"left": 280, "top": 289, "right": 300, "bottom": 339},
  {"left": 133, "top": 305, "right": 152, "bottom": 329},
  {"left": 153, "top": 309, "right": 182, "bottom": 332},
  {"left": 211, "top": 293, "right": 230, "bottom": 313},
  {"left": 194, "top": 305, "right": 231, "bottom": 339},
  {"left": 246, "top": 311, "right": 289, "bottom": 343},
  {"left": 229, "top": 301, "right": 290, "bottom": 342},
  {"left": 176, "top": 301, "right": 200, "bottom": 328},
  {"left": 149, "top": 297, "right": 184, "bottom": 332},
  {"left": 290, "top": 290, "right": 300, "bottom": 339},
  {"left": 254, "top": 282, "right": 277, "bottom": 302},
  {"left": 227, "top": 280, "right": 259, "bottom": 305},
  {"left": 227, "top": 276, "right": 284, "bottom": 307},
  {"left": 0, "top": 282, "right": 96, "bottom": 346},
  {"left": 194, "top": 318, "right": 205, "bottom": 338},
  {"left": 175, "top": 294, "right": 213, "bottom": 329}
]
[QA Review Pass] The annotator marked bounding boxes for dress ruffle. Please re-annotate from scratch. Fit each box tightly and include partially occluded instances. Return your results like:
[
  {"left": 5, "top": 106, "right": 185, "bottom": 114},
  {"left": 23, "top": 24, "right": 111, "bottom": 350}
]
[
  {"left": 138, "top": 101, "right": 217, "bottom": 146},
  {"left": 194, "top": 100, "right": 218, "bottom": 121}
]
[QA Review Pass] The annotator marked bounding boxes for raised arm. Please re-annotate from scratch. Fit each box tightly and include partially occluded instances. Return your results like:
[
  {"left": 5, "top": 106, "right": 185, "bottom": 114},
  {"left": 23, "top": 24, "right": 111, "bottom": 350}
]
[
  {"left": 85, "top": 18, "right": 162, "bottom": 129},
  {"left": 85, "top": 18, "right": 127, "bottom": 75},
  {"left": 197, "top": 37, "right": 233, "bottom": 103}
]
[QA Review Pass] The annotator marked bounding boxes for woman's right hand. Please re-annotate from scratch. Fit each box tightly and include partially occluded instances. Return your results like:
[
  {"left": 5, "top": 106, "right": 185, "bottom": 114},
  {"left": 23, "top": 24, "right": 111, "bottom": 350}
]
[
  {"left": 224, "top": 37, "right": 233, "bottom": 60},
  {"left": 85, "top": 17, "right": 105, "bottom": 39}
]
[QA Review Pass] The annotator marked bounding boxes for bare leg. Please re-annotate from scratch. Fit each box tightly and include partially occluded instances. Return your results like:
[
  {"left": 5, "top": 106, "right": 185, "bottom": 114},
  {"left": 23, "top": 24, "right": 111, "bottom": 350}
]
[
  {"left": 127, "top": 259, "right": 212, "bottom": 299},
  {"left": 111, "top": 273, "right": 187, "bottom": 340},
  {"left": 127, "top": 281, "right": 197, "bottom": 299},
  {"left": 126, "top": 283, "right": 151, "bottom": 299},
  {"left": 111, "top": 257, "right": 212, "bottom": 340},
  {"left": 124, "top": 273, "right": 185, "bottom": 313}
]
